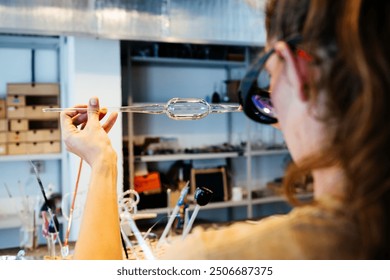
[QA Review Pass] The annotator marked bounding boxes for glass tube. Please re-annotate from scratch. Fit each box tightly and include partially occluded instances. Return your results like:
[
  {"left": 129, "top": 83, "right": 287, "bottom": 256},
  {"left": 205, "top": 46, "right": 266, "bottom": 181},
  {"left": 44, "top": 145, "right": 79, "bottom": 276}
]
[{"left": 43, "top": 98, "right": 242, "bottom": 120}]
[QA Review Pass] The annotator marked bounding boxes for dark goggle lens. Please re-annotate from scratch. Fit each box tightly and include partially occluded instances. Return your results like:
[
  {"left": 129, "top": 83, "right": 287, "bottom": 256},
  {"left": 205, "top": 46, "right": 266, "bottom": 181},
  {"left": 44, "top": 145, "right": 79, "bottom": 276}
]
[
  {"left": 251, "top": 92, "right": 277, "bottom": 119},
  {"left": 243, "top": 88, "right": 277, "bottom": 124}
]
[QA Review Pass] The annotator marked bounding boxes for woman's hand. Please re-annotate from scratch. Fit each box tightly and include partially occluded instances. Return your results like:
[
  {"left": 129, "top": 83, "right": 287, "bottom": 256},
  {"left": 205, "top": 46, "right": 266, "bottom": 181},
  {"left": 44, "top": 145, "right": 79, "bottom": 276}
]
[{"left": 60, "top": 97, "right": 118, "bottom": 166}]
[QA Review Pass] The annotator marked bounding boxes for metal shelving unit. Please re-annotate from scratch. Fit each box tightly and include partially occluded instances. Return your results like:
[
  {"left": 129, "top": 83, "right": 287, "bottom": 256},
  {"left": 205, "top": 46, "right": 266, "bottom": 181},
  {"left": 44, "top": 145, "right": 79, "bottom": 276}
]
[
  {"left": 0, "top": 153, "right": 62, "bottom": 162},
  {"left": 131, "top": 56, "right": 247, "bottom": 69},
  {"left": 122, "top": 41, "right": 294, "bottom": 222},
  {"left": 135, "top": 152, "right": 239, "bottom": 162}
]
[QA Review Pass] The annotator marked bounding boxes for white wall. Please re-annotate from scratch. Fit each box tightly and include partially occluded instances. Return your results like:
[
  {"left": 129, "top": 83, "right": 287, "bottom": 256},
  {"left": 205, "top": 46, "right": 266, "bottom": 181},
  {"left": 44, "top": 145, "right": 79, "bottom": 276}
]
[{"left": 63, "top": 37, "right": 123, "bottom": 242}]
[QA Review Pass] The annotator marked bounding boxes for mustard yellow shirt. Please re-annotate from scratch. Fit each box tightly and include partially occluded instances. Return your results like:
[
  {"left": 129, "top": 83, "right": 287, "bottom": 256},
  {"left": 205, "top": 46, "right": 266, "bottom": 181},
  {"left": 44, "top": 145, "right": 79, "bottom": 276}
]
[{"left": 160, "top": 197, "right": 360, "bottom": 259}]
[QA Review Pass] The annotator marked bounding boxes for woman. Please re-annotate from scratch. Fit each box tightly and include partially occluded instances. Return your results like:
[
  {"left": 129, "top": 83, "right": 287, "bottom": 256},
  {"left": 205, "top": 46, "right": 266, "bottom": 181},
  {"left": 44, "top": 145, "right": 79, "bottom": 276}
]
[
  {"left": 62, "top": 0, "right": 390, "bottom": 259},
  {"left": 163, "top": 0, "right": 390, "bottom": 259}
]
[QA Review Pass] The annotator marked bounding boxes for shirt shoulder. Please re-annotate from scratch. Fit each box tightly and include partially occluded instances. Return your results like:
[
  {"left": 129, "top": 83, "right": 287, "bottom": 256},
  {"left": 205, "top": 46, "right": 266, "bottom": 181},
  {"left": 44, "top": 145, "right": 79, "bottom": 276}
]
[{"left": 160, "top": 200, "right": 359, "bottom": 259}]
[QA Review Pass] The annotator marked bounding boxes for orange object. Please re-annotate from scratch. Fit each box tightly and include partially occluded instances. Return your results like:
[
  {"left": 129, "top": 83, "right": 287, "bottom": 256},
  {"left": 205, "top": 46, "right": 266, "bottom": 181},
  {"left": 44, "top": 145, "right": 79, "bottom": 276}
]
[{"left": 134, "top": 172, "right": 161, "bottom": 193}]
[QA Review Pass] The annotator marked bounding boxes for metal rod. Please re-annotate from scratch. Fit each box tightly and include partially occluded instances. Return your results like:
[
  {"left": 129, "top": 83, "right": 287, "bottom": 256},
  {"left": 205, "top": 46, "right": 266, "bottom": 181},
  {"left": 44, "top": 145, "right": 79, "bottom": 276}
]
[
  {"left": 181, "top": 205, "right": 200, "bottom": 240},
  {"left": 157, "top": 182, "right": 189, "bottom": 248},
  {"left": 125, "top": 214, "right": 155, "bottom": 260}
]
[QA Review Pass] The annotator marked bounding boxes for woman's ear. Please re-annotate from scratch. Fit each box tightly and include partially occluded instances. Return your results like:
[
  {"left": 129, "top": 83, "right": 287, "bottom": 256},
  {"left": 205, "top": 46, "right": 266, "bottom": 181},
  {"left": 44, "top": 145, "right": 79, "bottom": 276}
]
[{"left": 274, "top": 42, "right": 309, "bottom": 102}]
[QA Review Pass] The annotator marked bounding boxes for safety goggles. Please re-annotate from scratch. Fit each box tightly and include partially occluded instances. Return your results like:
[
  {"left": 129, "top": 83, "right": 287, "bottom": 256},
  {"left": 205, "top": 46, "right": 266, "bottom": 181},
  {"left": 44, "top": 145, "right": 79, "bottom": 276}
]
[{"left": 238, "top": 36, "right": 303, "bottom": 124}]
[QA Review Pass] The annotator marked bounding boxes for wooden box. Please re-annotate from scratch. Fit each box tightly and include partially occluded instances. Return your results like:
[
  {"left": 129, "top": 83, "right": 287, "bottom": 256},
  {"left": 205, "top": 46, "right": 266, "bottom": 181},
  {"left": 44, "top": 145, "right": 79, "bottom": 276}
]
[
  {"left": 6, "top": 95, "right": 26, "bottom": 106},
  {"left": 0, "top": 99, "right": 6, "bottom": 119},
  {"left": 7, "top": 83, "right": 60, "bottom": 97},
  {"left": 7, "top": 142, "right": 27, "bottom": 155},
  {"left": 7, "top": 83, "right": 60, "bottom": 120},
  {"left": 7, "top": 131, "right": 27, "bottom": 143},
  {"left": 44, "top": 141, "right": 61, "bottom": 153},
  {"left": 0, "top": 132, "right": 6, "bottom": 144},
  {"left": 0, "top": 119, "right": 7, "bottom": 131},
  {"left": 0, "top": 144, "right": 6, "bottom": 155},
  {"left": 26, "top": 142, "right": 45, "bottom": 154},
  {"left": 12, "top": 141, "right": 61, "bottom": 155},
  {"left": 10, "top": 119, "right": 28, "bottom": 131},
  {"left": 25, "top": 106, "right": 57, "bottom": 120},
  {"left": 8, "top": 105, "right": 59, "bottom": 120},
  {"left": 7, "top": 106, "right": 26, "bottom": 119},
  {"left": 27, "top": 129, "right": 60, "bottom": 142}
]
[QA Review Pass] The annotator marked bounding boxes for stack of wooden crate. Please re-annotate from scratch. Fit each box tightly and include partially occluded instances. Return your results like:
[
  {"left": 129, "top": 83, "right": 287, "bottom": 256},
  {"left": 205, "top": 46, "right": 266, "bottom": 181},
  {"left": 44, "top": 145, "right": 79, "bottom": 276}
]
[
  {"left": 4, "top": 83, "right": 61, "bottom": 155},
  {"left": 0, "top": 97, "right": 6, "bottom": 155}
]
